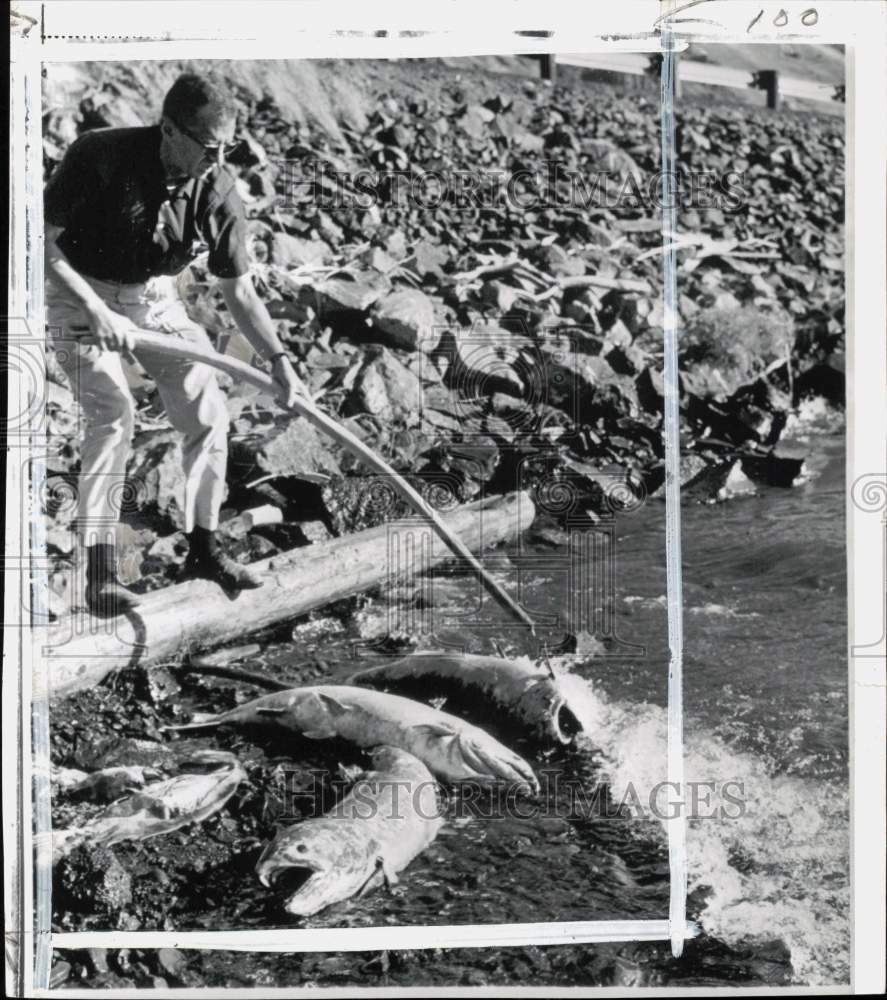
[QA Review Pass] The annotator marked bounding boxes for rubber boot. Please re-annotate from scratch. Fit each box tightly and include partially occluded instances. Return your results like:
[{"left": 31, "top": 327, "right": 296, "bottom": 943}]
[
  {"left": 181, "top": 526, "right": 263, "bottom": 592},
  {"left": 85, "top": 542, "right": 142, "bottom": 618}
]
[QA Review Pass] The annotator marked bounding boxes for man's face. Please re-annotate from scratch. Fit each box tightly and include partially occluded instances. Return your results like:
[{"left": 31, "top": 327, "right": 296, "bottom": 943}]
[{"left": 161, "top": 103, "right": 236, "bottom": 180}]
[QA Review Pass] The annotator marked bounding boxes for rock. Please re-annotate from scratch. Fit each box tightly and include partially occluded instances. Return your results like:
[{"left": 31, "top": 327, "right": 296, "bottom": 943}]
[
  {"left": 562, "top": 289, "right": 600, "bottom": 325},
  {"left": 683, "top": 459, "right": 752, "bottom": 502},
  {"left": 369, "top": 288, "right": 436, "bottom": 351},
  {"left": 602, "top": 319, "right": 633, "bottom": 350},
  {"left": 635, "top": 366, "right": 665, "bottom": 413},
  {"left": 145, "top": 663, "right": 181, "bottom": 705},
  {"left": 648, "top": 455, "right": 708, "bottom": 498},
  {"left": 49, "top": 962, "right": 72, "bottom": 989},
  {"left": 615, "top": 296, "right": 652, "bottom": 336},
  {"left": 413, "top": 240, "right": 449, "bottom": 279},
  {"left": 229, "top": 415, "right": 342, "bottom": 484},
  {"left": 126, "top": 431, "right": 187, "bottom": 530},
  {"left": 351, "top": 361, "right": 389, "bottom": 416},
  {"left": 541, "top": 346, "right": 639, "bottom": 423},
  {"left": 115, "top": 523, "right": 157, "bottom": 585},
  {"left": 439, "top": 323, "right": 528, "bottom": 400},
  {"left": 316, "top": 273, "right": 391, "bottom": 315},
  {"left": 270, "top": 233, "right": 332, "bottom": 269},
  {"left": 581, "top": 138, "right": 644, "bottom": 182},
  {"left": 456, "top": 104, "right": 494, "bottom": 139},
  {"left": 348, "top": 348, "right": 423, "bottom": 424},
  {"left": 299, "top": 520, "right": 334, "bottom": 544},
  {"left": 156, "top": 949, "right": 188, "bottom": 982},
  {"left": 794, "top": 357, "right": 845, "bottom": 404},
  {"left": 46, "top": 524, "right": 76, "bottom": 556},
  {"left": 384, "top": 229, "right": 408, "bottom": 258},
  {"left": 712, "top": 291, "right": 742, "bottom": 311},
  {"left": 316, "top": 211, "right": 345, "bottom": 245},
  {"left": 716, "top": 461, "right": 757, "bottom": 500},
  {"left": 88, "top": 950, "right": 110, "bottom": 974},
  {"left": 514, "top": 130, "right": 546, "bottom": 153},
  {"left": 606, "top": 343, "right": 649, "bottom": 377},
  {"left": 481, "top": 280, "right": 521, "bottom": 312},
  {"left": 56, "top": 845, "right": 132, "bottom": 916},
  {"left": 740, "top": 452, "right": 808, "bottom": 488},
  {"left": 531, "top": 243, "right": 586, "bottom": 278},
  {"left": 145, "top": 532, "right": 186, "bottom": 564}
]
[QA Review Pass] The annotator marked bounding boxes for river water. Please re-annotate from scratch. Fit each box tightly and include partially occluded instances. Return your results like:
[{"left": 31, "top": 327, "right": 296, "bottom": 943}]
[{"left": 191, "top": 411, "right": 846, "bottom": 989}]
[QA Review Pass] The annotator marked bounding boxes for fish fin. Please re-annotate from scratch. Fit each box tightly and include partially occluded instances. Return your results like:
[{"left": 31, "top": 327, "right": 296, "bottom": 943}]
[
  {"left": 357, "top": 856, "right": 398, "bottom": 898},
  {"left": 380, "top": 858, "right": 399, "bottom": 890},
  {"left": 356, "top": 859, "right": 385, "bottom": 898},
  {"left": 413, "top": 723, "right": 455, "bottom": 738},
  {"left": 317, "top": 692, "right": 352, "bottom": 716}
]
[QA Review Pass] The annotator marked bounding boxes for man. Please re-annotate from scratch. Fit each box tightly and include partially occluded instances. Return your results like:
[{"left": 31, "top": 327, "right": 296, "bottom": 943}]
[{"left": 44, "top": 73, "right": 306, "bottom": 616}]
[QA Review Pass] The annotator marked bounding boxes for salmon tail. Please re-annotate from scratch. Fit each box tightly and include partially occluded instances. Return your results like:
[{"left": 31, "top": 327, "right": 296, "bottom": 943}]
[{"left": 51, "top": 827, "right": 83, "bottom": 863}]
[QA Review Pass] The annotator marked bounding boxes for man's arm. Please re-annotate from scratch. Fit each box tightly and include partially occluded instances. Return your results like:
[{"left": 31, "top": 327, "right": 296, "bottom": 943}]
[
  {"left": 218, "top": 273, "right": 309, "bottom": 408},
  {"left": 45, "top": 223, "right": 137, "bottom": 354}
]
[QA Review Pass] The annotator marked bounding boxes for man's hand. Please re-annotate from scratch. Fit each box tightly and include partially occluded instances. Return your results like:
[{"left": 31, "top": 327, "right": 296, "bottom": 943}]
[
  {"left": 271, "top": 354, "right": 310, "bottom": 409},
  {"left": 86, "top": 302, "right": 139, "bottom": 355}
]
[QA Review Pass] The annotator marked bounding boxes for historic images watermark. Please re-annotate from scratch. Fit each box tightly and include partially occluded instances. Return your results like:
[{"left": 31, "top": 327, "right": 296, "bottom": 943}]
[
  {"left": 282, "top": 164, "right": 748, "bottom": 214},
  {"left": 279, "top": 768, "right": 748, "bottom": 822}
]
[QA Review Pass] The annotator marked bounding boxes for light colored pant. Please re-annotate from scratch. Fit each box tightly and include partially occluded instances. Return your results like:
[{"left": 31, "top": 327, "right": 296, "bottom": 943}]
[{"left": 46, "top": 273, "right": 229, "bottom": 536}]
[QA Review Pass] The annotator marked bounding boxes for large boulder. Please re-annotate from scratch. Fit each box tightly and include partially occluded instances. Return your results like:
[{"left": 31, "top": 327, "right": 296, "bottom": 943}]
[
  {"left": 347, "top": 347, "right": 423, "bottom": 425},
  {"left": 228, "top": 416, "right": 342, "bottom": 486},
  {"left": 270, "top": 232, "right": 332, "bottom": 269},
  {"left": 369, "top": 288, "right": 436, "bottom": 351},
  {"left": 539, "top": 342, "right": 639, "bottom": 423},
  {"left": 438, "top": 322, "right": 529, "bottom": 400}
]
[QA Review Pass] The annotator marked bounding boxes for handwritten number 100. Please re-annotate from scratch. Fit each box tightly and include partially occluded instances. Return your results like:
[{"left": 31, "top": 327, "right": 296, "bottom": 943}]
[{"left": 748, "top": 8, "right": 819, "bottom": 32}]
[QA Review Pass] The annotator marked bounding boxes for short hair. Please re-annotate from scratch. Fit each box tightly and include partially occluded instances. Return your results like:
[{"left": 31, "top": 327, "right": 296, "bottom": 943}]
[{"left": 162, "top": 73, "right": 236, "bottom": 128}]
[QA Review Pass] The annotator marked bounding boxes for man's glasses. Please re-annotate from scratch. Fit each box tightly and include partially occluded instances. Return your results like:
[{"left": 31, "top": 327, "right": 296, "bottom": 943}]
[{"left": 172, "top": 119, "right": 240, "bottom": 164}]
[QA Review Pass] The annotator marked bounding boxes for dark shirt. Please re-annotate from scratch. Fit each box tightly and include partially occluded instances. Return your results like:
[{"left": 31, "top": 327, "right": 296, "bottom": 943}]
[{"left": 44, "top": 125, "right": 250, "bottom": 284}]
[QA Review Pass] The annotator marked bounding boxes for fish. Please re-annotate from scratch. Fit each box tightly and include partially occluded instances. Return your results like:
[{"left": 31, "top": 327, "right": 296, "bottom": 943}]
[
  {"left": 256, "top": 745, "right": 442, "bottom": 916},
  {"left": 52, "top": 750, "right": 246, "bottom": 861},
  {"left": 348, "top": 652, "right": 585, "bottom": 745},
  {"left": 165, "top": 685, "right": 539, "bottom": 794},
  {"left": 51, "top": 763, "right": 162, "bottom": 801}
]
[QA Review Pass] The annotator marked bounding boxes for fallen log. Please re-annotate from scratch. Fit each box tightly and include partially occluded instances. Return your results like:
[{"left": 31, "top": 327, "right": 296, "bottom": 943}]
[{"left": 43, "top": 491, "right": 535, "bottom": 701}]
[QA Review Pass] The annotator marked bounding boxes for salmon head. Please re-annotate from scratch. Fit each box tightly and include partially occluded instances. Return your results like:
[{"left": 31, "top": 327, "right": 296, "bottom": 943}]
[{"left": 256, "top": 820, "right": 375, "bottom": 917}]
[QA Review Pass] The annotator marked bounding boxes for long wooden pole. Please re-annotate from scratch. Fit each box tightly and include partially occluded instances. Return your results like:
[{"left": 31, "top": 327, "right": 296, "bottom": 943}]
[{"left": 118, "top": 331, "right": 536, "bottom": 633}]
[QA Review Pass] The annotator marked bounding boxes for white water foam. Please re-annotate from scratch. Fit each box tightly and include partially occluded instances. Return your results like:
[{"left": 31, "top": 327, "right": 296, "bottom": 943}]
[{"left": 551, "top": 664, "right": 850, "bottom": 986}]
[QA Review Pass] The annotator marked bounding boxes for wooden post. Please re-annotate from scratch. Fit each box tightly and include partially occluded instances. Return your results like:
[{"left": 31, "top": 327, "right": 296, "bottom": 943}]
[
  {"left": 539, "top": 54, "right": 556, "bottom": 82},
  {"left": 754, "top": 69, "right": 780, "bottom": 110}
]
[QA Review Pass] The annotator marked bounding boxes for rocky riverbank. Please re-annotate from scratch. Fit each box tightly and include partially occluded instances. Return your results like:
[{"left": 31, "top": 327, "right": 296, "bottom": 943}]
[{"left": 41, "top": 58, "right": 844, "bottom": 621}]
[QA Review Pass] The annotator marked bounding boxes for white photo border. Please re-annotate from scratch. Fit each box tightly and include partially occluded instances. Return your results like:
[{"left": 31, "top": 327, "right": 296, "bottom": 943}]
[{"left": 7, "top": 1, "right": 884, "bottom": 996}]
